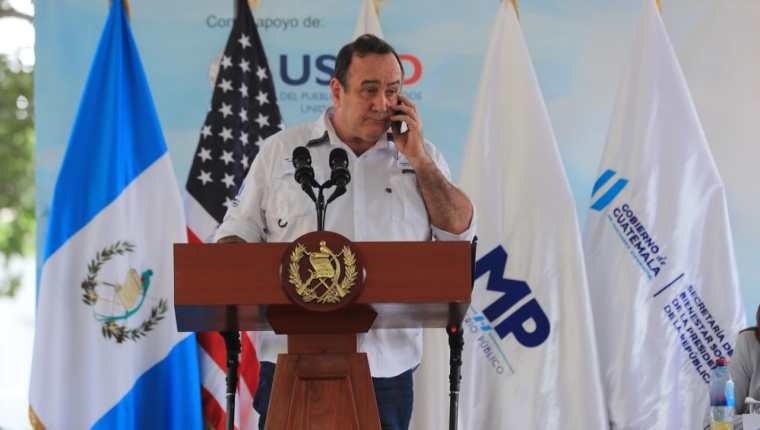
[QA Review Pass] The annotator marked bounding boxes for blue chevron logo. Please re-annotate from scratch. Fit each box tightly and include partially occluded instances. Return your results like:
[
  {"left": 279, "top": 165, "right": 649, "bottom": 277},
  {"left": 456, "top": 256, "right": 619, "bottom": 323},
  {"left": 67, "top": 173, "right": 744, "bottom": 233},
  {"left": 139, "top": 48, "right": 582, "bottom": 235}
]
[{"left": 591, "top": 169, "right": 629, "bottom": 211}]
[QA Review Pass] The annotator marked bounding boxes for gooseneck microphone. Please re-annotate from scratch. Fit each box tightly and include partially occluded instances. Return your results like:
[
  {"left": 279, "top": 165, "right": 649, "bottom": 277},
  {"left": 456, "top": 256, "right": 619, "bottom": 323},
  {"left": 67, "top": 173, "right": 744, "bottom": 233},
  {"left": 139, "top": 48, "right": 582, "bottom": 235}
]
[
  {"left": 292, "top": 146, "right": 315, "bottom": 185},
  {"left": 292, "top": 146, "right": 317, "bottom": 202},
  {"left": 327, "top": 148, "right": 351, "bottom": 204},
  {"left": 290, "top": 145, "right": 351, "bottom": 231}
]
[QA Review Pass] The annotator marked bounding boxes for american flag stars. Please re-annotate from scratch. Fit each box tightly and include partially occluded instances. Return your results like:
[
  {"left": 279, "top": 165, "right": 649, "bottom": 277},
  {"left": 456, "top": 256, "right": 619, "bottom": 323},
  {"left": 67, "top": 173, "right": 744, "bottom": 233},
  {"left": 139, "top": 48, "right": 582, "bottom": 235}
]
[
  {"left": 200, "top": 125, "right": 212, "bottom": 139},
  {"left": 186, "top": 25, "right": 283, "bottom": 223},
  {"left": 197, "top": 147, "right": 212, "bottom": 162},
  {"left": 255, "top": 90, "right": 268, "bottom": 105},
  {"left": 219, "top": 127, "right": 233, "bottom": 142},
  {"left": 238, "top": 33, "right": 251, "bottom": 49},
  {"left": 217, "top": 78, "right": 233, "bottom": 93},
  {"left": 254, "top": 112, "right": 269, "bottom": 128},
  {"left": 256, "top": 65, "right": 267, "bottom": 81},
  {"left": 239, "top": 59, "right": 251, "bottom": 73},
  {"left": 220, "top": 55, "right": 232, "bottom": 69},
  {"left": 222, "top": 173, "right": 235, "bottom": 189},
  {"left": 220, "top": 150, "right": 234, "bottom": 165},
  {"left": 197, "top": 170, "right": 212, "bottom": 185},
  {"left": 218, "top": 102, "right": 232, "bottom": 118}
]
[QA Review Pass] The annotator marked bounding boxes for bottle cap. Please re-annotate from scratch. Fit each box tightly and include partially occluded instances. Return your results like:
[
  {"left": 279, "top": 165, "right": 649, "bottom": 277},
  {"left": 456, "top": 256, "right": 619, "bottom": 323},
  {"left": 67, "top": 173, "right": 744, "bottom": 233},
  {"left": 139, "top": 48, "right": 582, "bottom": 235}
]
[{"left": 716, "top": 357, "right": 729, "bottom": 366}]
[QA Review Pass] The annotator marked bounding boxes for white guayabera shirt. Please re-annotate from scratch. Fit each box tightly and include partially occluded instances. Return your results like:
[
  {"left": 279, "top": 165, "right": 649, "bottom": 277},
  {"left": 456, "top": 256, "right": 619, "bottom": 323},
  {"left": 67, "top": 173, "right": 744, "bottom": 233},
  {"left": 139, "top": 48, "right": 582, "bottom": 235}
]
[{"left": 215, "top": 107, "right": 475, "bottom": 377}]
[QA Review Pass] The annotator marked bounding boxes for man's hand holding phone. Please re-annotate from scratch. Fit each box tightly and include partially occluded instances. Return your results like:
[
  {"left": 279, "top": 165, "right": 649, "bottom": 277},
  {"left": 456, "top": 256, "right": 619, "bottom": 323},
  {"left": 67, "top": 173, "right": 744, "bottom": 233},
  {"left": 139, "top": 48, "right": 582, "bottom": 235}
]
[{"left": 390, "top": 93, "right": 430, "bottom": 169}]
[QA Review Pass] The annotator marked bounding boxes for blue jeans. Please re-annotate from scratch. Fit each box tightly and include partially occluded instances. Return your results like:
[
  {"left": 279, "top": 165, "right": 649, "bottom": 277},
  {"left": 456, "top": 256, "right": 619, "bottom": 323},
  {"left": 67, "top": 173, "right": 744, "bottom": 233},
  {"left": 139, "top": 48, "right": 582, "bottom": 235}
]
[{"left": 254, "top": 362, "right": 414, "bottom": 430}]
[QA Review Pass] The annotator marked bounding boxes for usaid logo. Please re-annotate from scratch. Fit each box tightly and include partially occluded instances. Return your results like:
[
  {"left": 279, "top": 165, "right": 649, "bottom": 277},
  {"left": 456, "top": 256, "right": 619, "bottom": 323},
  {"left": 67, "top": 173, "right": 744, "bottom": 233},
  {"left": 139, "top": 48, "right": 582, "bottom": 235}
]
[
  {"left": 591, "top": 169, "right": 628, "bottom": 211},
  {"left": 279, "top": 53, "right": 423, "bottom": 86}
]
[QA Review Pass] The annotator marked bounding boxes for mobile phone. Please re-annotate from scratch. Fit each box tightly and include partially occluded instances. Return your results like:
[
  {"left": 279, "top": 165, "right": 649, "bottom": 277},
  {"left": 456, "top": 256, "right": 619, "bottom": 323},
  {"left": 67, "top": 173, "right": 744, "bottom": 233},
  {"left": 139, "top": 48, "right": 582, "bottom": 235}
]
[{"left": 391, "top": 110, "right": 404, "bottom": 134}]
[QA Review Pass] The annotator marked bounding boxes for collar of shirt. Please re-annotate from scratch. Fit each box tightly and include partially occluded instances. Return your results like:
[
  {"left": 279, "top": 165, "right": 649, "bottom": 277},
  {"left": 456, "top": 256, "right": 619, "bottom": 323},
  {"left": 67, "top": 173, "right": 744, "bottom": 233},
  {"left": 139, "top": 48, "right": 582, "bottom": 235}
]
[{"left": 308, "top": 107, "right": 396, "bottom": 154}]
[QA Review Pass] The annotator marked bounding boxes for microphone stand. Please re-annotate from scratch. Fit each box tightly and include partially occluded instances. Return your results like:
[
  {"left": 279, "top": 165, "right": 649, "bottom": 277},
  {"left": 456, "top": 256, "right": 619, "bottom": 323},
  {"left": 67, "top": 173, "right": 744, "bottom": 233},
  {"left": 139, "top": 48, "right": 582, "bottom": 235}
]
[
  {"left": 303, "top": 179, "right": 345, "bottom": 232},
  {"left": 221, "top": 305, "right": 241, "bottom": 430},
  {"left": 447, "top": 236, "right": 477, "bottom": 430},
  {"left": 316, "top": 185, "right": 326, "bottom": 231},
  {"left": 447, "top": 323, "right": 464, "bottom": 430},
  {"left": 222, "top": 331, "right": 240, "bottom": 430},
  {"left": 293, "top": 146, "right": 349, "bottom": 232}
]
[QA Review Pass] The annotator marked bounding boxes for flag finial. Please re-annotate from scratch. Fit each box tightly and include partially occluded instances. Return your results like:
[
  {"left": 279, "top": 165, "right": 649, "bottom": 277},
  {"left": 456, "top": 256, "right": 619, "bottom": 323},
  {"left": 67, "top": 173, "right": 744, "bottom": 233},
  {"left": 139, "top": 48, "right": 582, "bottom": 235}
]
[
  {"left": 509, "top": 0, "right": 520, "bottom": 19},
  {"left": 234, "top": 0, "right": 259, "bottom": 19},
  {"left": 109, "top": 0, "right": 131, "bottom": 20},
  {"left": 372, "top": 0, "right": 384, "bottom": 16},
  {"left": 656, "top": 0, "right": 662, "bottom": 12}
]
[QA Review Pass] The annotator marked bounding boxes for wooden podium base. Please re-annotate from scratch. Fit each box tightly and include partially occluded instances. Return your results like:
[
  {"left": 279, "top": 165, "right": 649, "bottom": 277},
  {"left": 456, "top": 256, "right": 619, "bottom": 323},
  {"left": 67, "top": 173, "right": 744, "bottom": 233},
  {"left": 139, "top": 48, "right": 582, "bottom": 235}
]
[
  {"left": 265, "top": 307, "right": 381, "bottom": 430},
  {"left": 266, "top": 351, "right": 380, "bottom": 430}
]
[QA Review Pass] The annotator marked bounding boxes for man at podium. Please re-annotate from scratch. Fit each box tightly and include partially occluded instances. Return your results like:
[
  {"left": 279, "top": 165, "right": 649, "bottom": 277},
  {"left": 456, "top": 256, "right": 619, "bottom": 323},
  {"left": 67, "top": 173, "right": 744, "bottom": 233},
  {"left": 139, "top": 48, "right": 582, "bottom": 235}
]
[{"left": 215, "top": 34, "right": 475, "bottom": 430}]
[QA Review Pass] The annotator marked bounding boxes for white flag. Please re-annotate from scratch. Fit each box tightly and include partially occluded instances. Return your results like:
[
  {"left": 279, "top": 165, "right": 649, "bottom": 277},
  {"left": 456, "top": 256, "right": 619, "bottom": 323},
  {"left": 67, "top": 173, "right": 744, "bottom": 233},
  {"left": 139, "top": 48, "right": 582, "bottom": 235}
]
[
  {"left": 583, "top": 1, "right": 746, "bottom": 428},
  {"left": 457, "top": 1, "right": 607, "bottom": 428},
  {"left": 352, "top": 0, "right": 384, "bottom": 39}
]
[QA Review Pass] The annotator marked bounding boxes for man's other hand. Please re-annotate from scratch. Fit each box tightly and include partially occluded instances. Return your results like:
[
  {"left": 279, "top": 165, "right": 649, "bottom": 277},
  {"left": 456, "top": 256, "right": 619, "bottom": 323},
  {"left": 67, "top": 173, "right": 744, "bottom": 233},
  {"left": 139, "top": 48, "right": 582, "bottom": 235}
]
[{"left": 217, "top": 235, "right": 246, "bottom": 244}]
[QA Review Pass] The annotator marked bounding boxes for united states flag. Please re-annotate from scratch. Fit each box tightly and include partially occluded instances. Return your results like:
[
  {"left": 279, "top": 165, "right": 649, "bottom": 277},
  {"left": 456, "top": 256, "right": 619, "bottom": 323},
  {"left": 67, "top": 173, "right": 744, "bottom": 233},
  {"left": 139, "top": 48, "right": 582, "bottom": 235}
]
[{"left": 183, "top": 0, "right": 283, "bottom": 428}]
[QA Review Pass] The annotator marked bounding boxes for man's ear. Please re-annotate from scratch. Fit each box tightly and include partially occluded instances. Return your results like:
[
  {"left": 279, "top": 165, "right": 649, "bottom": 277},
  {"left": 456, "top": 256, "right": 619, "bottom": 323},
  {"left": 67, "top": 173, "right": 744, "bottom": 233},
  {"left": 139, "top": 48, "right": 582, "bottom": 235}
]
[{"left": 329, "top": 78, "right": 343, "bottom": 107}]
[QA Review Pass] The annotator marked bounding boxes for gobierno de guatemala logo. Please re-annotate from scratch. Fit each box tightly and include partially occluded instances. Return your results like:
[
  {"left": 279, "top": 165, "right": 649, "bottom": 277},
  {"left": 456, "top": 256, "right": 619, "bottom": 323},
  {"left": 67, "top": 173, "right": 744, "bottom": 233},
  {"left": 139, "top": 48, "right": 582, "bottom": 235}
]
[
  {"left": 590, "top": 169, "right": 667, "bottom": 280},
  {"left": 592, "top": 170, "right": 735, "bottom": 383},
  {"left": 590, "top": 168, "right": 628, "bottom": 212},
  {"left": 80, "top": 241, "right": 168, "bottom": 343}
]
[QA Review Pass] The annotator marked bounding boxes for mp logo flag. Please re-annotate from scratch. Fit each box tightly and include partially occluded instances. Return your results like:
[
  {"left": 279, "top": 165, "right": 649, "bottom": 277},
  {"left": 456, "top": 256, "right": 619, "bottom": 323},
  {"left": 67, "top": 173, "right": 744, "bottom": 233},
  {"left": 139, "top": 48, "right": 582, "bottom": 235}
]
[
  {"left": 457, "top": 1, "right": 607, "bottom": 428},
  {"left": 583, "top": 1, "right": 745, "bottom": 429},
  {"left": 29, "top": 2, "right": 202, "bottom": 429}
]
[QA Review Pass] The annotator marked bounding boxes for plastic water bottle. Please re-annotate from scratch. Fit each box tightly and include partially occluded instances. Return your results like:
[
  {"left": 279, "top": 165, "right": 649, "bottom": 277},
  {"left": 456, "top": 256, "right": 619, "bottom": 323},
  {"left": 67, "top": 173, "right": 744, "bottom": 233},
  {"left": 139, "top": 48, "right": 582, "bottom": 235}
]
[{"left": 709, "top": 357, "right": 735, "bottom": 430}]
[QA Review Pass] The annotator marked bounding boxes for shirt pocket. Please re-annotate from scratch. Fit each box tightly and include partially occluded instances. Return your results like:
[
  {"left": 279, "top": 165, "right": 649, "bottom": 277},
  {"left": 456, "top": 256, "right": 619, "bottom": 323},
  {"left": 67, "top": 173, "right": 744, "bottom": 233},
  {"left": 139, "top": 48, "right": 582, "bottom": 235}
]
[
  {"left": 389, "top": 173, "right": 429, "bottom": 229},
  {"left": 267, "top": 172, "right": 315, "bottom": 237}
]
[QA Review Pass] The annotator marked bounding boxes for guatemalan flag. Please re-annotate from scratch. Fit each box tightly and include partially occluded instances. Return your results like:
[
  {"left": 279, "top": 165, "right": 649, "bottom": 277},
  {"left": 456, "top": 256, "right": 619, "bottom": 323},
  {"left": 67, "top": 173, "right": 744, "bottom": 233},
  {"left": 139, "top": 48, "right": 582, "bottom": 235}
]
[
  {"left": 583, "top": 1, "right": 745, "bottom": 428},
  {"left": 29, "top": 2, "right": 202, "bottom": 428},
  {"left": 457, "top": 1, "right": 607, "bottom": 428}
]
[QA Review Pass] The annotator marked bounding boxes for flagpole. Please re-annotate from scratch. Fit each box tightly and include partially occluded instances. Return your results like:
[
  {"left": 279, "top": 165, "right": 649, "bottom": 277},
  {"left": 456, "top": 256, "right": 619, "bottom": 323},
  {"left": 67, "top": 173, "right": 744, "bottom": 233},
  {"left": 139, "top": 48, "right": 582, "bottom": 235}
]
[
  {"left": 657, "top": 0, "right": 662, "bottom": 11},
  {"left": 510, "top": 0, "right": 520, "bottom": 19}
]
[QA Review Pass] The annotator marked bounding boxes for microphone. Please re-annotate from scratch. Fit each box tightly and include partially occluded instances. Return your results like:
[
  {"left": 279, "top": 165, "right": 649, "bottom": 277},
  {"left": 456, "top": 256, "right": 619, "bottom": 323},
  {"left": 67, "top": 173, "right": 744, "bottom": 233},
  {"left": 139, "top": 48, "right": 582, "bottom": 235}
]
[
  {"left": 329, "top": 148, "right": 351, "bottom": 188},
  {"left": 292, "top": 146, "right": 316, "bottom": 201},
  {"left": 326, "top": 148, "right": 350, "bottom": 205}
]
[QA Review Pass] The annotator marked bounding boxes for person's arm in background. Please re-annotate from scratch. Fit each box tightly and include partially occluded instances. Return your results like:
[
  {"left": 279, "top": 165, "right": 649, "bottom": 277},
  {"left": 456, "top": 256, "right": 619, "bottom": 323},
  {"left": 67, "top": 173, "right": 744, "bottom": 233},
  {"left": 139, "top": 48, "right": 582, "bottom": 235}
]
[{"left": 730, "top": 332, "right": 752, "bottom": 414}]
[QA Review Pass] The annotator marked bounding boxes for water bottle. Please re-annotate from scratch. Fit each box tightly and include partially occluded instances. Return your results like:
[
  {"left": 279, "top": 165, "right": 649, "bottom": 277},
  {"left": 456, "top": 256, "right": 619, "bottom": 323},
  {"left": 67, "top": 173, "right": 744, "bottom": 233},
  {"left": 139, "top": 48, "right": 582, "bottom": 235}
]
[{"left": 709, "top": 357, "right": 735, "bottom": 430}]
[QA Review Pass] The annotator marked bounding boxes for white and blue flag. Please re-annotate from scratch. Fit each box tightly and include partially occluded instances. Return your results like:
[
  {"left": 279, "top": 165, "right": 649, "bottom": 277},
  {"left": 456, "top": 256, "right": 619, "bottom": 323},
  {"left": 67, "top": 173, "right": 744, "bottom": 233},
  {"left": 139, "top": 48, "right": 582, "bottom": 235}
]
[
  {"left": 29, "top": 2, "right": 202, "bottom": 428},
  {"left": 583, "top": 1, "right": 746, "bottom": 428},
  {"left": 457, "top": 1, "right": 607, "bottom": 428}
]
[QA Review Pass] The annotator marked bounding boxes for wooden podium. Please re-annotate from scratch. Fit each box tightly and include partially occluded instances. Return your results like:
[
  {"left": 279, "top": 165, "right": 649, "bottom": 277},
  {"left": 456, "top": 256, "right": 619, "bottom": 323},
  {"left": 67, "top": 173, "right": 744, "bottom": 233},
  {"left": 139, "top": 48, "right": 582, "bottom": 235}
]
[{"left": 174, "top": 233, "right": 471, "bottom": 430}]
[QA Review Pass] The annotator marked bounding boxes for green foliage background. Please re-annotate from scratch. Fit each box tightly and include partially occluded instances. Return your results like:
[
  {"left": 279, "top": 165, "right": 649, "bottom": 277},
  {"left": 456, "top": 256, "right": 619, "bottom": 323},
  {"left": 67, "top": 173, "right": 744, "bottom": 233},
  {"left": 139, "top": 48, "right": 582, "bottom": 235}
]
[{"left": 0, "top": 55, "right": 34, "bottom": 297}]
